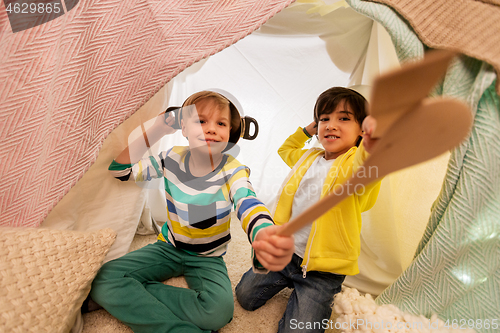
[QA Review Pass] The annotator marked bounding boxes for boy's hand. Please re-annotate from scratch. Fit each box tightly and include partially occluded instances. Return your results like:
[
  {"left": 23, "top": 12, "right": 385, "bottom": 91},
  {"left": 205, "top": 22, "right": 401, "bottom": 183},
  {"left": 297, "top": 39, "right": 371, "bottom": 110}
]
[
  {"left": 361, "top": 115, "right": 378, "bottom": 154},
  {"left": 252, "top": 225, "right": 294, "bottom": 272},
  {"left": 154, "top": 111, "right": 178, "bottom": 135},
  {"left": 304, "top": 121, "right": 317, "bottom": 136}
]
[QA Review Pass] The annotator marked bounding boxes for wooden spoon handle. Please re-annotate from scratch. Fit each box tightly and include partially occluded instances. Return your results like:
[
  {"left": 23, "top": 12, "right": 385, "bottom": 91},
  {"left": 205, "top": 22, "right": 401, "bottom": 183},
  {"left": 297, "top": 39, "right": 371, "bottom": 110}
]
[{"left": 275, "top": 172, "right": 373, "bottom": 237}]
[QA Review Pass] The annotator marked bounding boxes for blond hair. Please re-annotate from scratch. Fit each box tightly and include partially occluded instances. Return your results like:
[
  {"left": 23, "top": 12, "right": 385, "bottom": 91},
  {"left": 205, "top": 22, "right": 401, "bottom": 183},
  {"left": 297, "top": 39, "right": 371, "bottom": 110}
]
[{"left": 182, "top": 91, "right": 239, "bottom": 130}]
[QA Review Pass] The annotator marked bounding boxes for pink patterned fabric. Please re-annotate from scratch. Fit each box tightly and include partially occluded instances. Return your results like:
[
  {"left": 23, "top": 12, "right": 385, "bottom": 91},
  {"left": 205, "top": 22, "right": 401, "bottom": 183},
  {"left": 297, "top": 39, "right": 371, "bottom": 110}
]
[{"left": 0, "top": 0, "right": 293, "bottom": 227}]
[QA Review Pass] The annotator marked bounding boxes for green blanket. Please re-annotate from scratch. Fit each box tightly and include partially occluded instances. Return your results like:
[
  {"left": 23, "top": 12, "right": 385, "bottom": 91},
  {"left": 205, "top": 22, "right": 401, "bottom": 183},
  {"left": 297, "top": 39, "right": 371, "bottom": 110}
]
[{"left": 347, "top": 0, "right": 500, "bottom": 331}]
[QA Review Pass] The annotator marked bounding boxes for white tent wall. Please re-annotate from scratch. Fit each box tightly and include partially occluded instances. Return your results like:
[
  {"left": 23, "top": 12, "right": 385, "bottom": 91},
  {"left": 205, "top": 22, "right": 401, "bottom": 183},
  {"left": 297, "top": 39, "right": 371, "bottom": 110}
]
[
  {"left": 41, "top": 83, "right": 171, "bottom": 262},
  {"left": 43, "top": 1, "right": 448, "bottom": 296}
]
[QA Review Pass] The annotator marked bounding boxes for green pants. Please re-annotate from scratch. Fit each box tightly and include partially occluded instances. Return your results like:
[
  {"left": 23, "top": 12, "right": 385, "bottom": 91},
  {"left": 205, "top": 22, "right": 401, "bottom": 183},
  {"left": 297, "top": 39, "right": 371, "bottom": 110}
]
[{"left": 90, "top": 240, "right": 234, "bottom": 333}]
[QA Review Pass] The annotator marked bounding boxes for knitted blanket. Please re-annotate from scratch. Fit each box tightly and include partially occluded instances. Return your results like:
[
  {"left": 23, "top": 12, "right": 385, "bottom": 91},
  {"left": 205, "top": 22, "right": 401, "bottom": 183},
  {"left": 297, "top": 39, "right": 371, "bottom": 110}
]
[
  {"left": 347, "top": 0, "right": 500, "bottom": 331},
  {"left": 0, "top": 0, "right": 293, "bottom": 228}
]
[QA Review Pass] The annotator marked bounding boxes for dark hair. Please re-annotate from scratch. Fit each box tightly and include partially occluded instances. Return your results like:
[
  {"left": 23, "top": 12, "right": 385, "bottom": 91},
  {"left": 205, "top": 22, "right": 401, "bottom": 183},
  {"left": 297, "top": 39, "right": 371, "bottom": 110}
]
[{"left": 313, "top": 87, "right": 368, "bottom": 146}]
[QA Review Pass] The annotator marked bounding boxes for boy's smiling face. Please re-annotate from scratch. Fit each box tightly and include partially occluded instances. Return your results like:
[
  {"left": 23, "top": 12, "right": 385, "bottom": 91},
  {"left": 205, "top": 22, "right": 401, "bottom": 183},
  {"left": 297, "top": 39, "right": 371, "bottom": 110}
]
[
  {"left": 317, "top": 101, "right": 363, "bottom": 160},
  {"left": 181, "top": 98, "right": 232, "bottom": 155}
]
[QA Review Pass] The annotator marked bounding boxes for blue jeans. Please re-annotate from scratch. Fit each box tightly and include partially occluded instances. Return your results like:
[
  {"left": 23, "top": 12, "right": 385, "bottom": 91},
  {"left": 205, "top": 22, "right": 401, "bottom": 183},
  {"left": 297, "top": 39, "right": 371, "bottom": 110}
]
[{"left": 235, "top": 254, "right": 345, "bottom": 333}]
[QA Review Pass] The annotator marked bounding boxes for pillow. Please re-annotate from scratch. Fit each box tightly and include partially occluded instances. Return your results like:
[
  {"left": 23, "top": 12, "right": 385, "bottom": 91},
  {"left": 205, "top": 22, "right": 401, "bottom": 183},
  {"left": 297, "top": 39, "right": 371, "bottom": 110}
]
[{"left": 0, "top": 227, "right": 116, "bottom": 333}]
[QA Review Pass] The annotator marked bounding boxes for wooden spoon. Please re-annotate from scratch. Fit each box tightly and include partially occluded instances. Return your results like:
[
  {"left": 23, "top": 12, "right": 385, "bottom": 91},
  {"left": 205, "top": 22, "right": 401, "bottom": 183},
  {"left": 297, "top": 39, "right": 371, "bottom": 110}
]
[
  {"left": 276, "top": 50, "right": 472, "bottom": 237},
  {"left": 369, "top": 49, "right": 459, "bottom": 138}
]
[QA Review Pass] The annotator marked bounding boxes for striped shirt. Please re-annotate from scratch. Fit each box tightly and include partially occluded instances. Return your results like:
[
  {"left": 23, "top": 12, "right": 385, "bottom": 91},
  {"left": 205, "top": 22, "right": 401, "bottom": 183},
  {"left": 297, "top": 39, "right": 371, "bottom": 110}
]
[{"left": 109, "top": 146, "right": 274, "bottom": 258}]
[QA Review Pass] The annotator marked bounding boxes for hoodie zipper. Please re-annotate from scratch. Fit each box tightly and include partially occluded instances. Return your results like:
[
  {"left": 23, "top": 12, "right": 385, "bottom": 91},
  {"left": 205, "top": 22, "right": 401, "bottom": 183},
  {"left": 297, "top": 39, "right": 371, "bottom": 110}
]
[
  {"left": 301, "top": 148, "right": 355, "bottom": 278},
  {"left": 302, "top": 221, "right": 317, "bottom": 278}
]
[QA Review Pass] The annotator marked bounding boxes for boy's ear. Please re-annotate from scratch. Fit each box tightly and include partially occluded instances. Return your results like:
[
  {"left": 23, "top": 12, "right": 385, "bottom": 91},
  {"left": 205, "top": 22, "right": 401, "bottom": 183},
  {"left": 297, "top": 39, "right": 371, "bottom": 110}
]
[{"left": 181, "top": 119, "right": 187, "bottom": 137}]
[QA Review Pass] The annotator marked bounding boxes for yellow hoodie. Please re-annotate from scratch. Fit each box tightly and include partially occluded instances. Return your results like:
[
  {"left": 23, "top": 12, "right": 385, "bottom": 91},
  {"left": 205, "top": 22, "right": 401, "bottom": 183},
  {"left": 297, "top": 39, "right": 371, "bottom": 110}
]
[{"left": 272, "top": 127, "right": 381, "bottom": 276}]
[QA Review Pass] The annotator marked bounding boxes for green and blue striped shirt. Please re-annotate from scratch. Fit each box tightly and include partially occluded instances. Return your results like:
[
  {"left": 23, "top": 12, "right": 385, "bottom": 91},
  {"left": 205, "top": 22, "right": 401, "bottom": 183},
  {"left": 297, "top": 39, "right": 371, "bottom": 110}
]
[{"left": 109, "top": 146, "right": 274, "bottom": 259}]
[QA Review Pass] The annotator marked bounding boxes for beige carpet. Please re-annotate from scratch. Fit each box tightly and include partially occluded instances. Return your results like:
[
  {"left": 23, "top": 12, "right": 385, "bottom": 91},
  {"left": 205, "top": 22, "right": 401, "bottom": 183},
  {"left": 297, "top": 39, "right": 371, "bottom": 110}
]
[{"left": 82, "top": 217, "right": 340, "bottom": 333}]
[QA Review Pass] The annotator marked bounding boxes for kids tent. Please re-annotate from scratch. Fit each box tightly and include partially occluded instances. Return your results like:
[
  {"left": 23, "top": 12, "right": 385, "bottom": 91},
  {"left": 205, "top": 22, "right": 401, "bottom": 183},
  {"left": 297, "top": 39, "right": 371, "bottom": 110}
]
[{"left": 1, "top": 0, "right": 499, "bottom": 332}]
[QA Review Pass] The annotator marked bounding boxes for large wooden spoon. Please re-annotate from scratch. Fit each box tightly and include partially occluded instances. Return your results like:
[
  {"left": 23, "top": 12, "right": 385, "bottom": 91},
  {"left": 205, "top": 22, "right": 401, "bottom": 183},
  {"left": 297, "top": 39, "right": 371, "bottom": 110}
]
[
  {"left": 276, "top": 50, "right": 473, "bottom": 237},
  {"left": 369, "top": 49, "right": 460, "bottom": 138}
]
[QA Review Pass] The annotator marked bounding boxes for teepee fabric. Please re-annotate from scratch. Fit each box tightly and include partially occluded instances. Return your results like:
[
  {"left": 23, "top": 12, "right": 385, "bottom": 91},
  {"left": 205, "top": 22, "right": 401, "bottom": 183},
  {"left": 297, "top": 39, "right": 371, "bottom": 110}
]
[
  {"left": 347, "top": 0, "right": 500, "bottom": 329},
  {"left": 0, "top": 0, "right": 293, "bottom": 228},
  {"left": 368, "top": 0, "right": 500, "bottom": 95}
]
